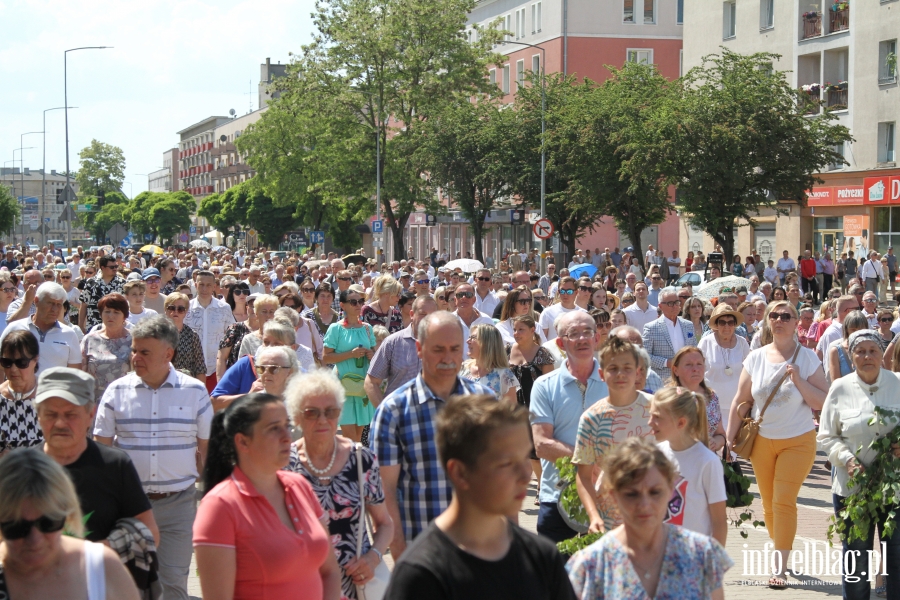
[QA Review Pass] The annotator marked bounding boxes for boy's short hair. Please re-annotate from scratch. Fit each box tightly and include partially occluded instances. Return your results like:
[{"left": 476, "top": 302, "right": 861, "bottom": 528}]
[
  {"left": 436, "top": 394, "right": 529, "bottom": 471},
  {"left": 597, "top": 335, "right": 641, "bottom": 370},
  {"left": 122, "top": 280, "right": 146, "bottom": 295}
]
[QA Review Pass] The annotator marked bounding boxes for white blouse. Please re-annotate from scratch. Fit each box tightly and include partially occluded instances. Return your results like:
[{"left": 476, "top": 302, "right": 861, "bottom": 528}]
[{"left": 698, "top": 334, "right": 750, "bottom": 429}]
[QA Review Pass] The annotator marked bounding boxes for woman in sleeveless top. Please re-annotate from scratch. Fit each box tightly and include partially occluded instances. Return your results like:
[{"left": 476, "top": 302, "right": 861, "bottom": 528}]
[
  {"left": 827, "top": 310, "right": 868, "bottom": 381},
  {"left": 0, "top": 448, "right": 139, "bottom": 600}
]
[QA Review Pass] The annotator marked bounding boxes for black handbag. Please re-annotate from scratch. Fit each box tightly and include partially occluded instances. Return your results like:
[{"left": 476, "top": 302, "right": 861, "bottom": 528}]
[{"left": 723, "top": 447, "right": 752, "bottom": 508}]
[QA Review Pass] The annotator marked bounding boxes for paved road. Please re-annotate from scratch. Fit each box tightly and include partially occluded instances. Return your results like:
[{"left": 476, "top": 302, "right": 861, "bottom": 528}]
[{"left": 187, "top": 449, "right": 876, "bottom": 598}]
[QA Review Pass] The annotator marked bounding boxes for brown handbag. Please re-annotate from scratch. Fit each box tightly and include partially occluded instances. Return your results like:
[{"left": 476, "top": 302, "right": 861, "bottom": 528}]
[{"left": 732, "top": 345, "right": 801, "bottom": 460}]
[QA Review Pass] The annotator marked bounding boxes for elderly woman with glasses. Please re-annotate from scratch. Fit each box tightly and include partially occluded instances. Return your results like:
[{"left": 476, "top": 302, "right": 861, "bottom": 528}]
[
  {"left": 322, "top": 289, "right": 376, "bottom": 443},
  {"left": 819, "top": 329, "right": 900, "bottom": 599},
  {"left": 0, "top": 330, "right": 42, "bottom": 455},
  {"left": 496, "top": 286, "right": 547, "bottom": 346},
  {"left": 697, "top": 305, "right": 750, "bottom": 429},
  {"left": 81, "top": 293, "right": 132, "bottom": 404},
  {"left": 0, "top": 448, "right": 140, "bottom": 599},
  {"left": 284, "top": 370, "right": 393, "bottom": 599},
  {"left": 163, "top": 292, "right": 206, "bottom": 384},
  {"left": 250, "top": 345, "right": 300, "bottom": 400}
]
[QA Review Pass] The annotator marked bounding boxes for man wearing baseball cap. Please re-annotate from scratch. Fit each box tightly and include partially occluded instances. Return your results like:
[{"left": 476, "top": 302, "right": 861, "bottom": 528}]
[
  {"left": 141, "top": 267, "right": 167, "bottom": 315},
  {"left": 36, "top": 367, "right": 158, "bottom": 545}
]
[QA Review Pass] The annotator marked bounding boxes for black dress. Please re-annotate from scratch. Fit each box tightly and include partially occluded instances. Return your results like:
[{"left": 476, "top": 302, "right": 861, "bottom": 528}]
[{"left": 507, "top": 345, "right": 554, "bottom": 460}]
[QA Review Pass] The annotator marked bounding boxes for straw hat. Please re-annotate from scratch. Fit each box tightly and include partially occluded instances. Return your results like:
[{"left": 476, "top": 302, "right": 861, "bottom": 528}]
[
  {"left": 708, "top": 304, "right": 744, "bottom": 329},
  {"left": 605, "top": 292, "right": 620, "bottom": 309}
]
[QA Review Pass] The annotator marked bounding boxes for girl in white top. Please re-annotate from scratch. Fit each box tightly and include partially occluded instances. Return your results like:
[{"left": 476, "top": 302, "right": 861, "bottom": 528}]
[{"left": 649, "top": 386, "right": 728, "bottom": 545}]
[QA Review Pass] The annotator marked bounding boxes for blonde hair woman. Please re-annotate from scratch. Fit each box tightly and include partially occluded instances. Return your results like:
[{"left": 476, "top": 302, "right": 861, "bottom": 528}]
[
  {"left": 361, "top": 275, "right": 403, "bottom": 333},
  {"left": 496, "top": 286, "right": 546, "bottom": 345},
  {"left": 460, "top": 324, "right": 520, "bottom": 405}
]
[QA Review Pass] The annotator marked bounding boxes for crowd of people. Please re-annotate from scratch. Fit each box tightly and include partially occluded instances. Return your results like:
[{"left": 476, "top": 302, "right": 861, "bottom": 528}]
[{"left": 0, "top": 239, "right": 899, "bottom": 599}]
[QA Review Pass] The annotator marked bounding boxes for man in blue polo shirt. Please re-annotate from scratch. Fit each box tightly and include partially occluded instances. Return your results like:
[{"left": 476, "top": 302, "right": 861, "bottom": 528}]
[{"left": 530, "top": 310, "right": 608, "bottom": 543}]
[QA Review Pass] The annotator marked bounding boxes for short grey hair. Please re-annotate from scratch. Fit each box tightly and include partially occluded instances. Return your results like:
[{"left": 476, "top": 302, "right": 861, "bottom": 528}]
[
  {"left": 249, "top": 265, "right": 261, "bottom": 274},
  {"left": 417, "top": 310, "right": 463, "bottom": 344},
  {"left": 284, "top": 369, "right": 346, "bottom": 426},
  {"left": 637, "top": 347, "right": 652, "bottom": 372},
  {"left": 255, "top": 345, "right": 299, "bottom": 374},
  {"left": 660, "top": 286, "right": 679, "bottom": 300},
  {"left": 273, "top": 307, "right": 299, "bottom": 328},
  {"left": 131, "top": 315, "right": 179, "bottom": 350},
  {"left": 262, "top": 319, "right": 296, "bottom": 346},
  {"left": 35, "top": 282, "right": 67, "bottom": 302}
]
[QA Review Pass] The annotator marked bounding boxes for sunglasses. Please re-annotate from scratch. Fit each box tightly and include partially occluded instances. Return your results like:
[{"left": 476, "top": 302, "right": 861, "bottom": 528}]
[
  {"left": 59, "top": 275, "right": 71, "bottom": 280},
  {"left": 43, "top": 274, "right": 55, "bottom": 280},
  {"left": 880, "top": 317, "right": 893, "bottom": 323},
  {"left": 456, "top": 291, "right": 475, "bottom": 299},
  {"left": 342, "top": 298, "right": 363, "bottom": 306},
  {"left": 415, "top": 279, "right": 430, "bottom": 285},
  {"left": 0, "top": 516, "right": 67, "bottom": 540},
  {"left": 678, "top": 295, "right": 691, "bottom": 300},
  {"left": 768, "top": 312, "right": 794, "bottom": 322},
  {"left": 622, "top": 298, "right": 635, "bottom": 305},
  {"left": 435, "top": 295, "right": 446, "bottom": 301},
  {"left": 476, "top": 277, "right": 492, "bottom": 282},
  {"left": 257, "top": 365, "right": 288, "bottom": 375},
  {"left": 301, "top": 287, "right": 315, "bottom": 293},
  {"left": 233, "top": 289, "right": 251, "bottom": 296},
  {"left": 0, "top": 356, "right": 34, "bottom": 369},
  {"left": 516, "top": 297, "right": 533, "bottom": 305},
  {"left": 338, "top": 277, "right": 352, "bottom": 281},
  {"left": 717, "top": 319, "right": 737, "bottom": 327},
  {"left": 863, "top": 299, "right": 877, "bottom": 303},
  {"left": 301, "top": 407, "right": 342, "bottom": 420},
  {"left": 165, "top": 305, "right": 188, "bottom": 314},
  {"left": 85, "top": 271, "right": 96, "bottom": 276},
  {"left": 598, "top": 321, "right": 612, "bottom": 329},
  {"left": 558, "top": 289, "right": 575, "bottom": 295},
  {"left": 578, "top": 286, "right": 593, "bottom": 292}
]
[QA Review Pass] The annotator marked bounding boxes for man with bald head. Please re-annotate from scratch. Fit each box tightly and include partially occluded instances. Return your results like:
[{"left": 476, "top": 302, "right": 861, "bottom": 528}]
[
  {"left": 530, "top": 310, "right": 608, "bottom": 543},
  {"left": 6, "top": 268, "right": 43, "bottom": 322},
  {"left": 372, "top": 311, "right": 494, "bottom": 558}
]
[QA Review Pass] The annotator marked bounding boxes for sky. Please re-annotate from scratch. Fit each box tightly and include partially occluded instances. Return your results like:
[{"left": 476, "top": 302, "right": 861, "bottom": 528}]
[{"left": 0, "top": 0, "right": 318, "bottom": 196}]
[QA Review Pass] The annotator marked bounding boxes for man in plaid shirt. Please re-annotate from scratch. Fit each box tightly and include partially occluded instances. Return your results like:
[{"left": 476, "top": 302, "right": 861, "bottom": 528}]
[{"left": 371, "top": 311, "right": 494, "bottom": 559}]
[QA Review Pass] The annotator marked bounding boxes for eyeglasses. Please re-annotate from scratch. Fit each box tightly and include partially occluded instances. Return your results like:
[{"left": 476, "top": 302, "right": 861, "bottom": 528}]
[
  {"left": 232, "top": 289, "right": 250, "bottom": 296},
  {"left": 165, "top": 305, "right": 188, "bottom": 314},
  {"left": 678, "top": 295, "right": 691, "bottom": 300},
  {"left": 59, "top": 275, "right": 71, "bottom": 280},
  {"left": 337, "top": 277, "right": 352, "bottom": 281},
  {"left": 0, "top": 356, "right": 34, "bottom": 369},
  {"left": 43, "top": 274, "right": 55, "bottom": 280},
  {"left": 863, "top": 298, "right": 877, "bottom": 303},
  {"left": 854, "top": 291, "right": 864, "bottom": 296},
  {"left": 717, "top": 319, "right": 737, "bottom": 327},
  {"left": 106, "top": 264, "right": 119, "bottom": 270},
  {"left": 300, "top": 407, "right": 342, "bottom": 420},
  {"left": 456, "top": 291, "right": 475, "bottom": 299},
  {"left": 621, "top": 298, "right": 635, "bottom": 305},
  {"left": 257, "top": 365, "right": 289, "bottom": 375},
  {"left": 145, "top": 277, "right": 160, "bottom": 284},
  {"left": 533, "top": 295, "right": 546, "bottom": 301},
  {"left": 516, "top": 297, "right": 533, "bottom": 305},
  {"left": 598, "top": 321, "right": 612, "bottom": 329},
  {"left": 415, "top": 279, "right": 429, "bottom": 285},
  {"left": 768, "top": 312, "right": 794, "bottom": 322},
  {"left": 476, "top": 277, "right": 492, "bottom": 282},
  {"left": 558, "top": 289, "right": 575, "bottom": 295},
  {"left": 0, "top": 516, "right": 67, "bottom": 540},
  {"left": 342, "top": 298, "right": 363, "bottom": 307},
  {"left": 564, "top": 329, "right": 597, "bottom": 340},
  {"left": 84, "top": 271, "right": 96, "bottom": 276},
  {"left": 659, "top": 300, "right": 679, "bottom": 307},
  {"left": 435, "top": 295, "right": 446, "bottom": 302},
  {"left": 0, "top": 287, "right": 16, "bottom": 293}
]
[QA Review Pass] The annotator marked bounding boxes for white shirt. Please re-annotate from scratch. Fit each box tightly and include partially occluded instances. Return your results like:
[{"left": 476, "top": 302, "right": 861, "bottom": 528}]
[
  {"left": 184, "top": 296, "right": 236, "bottom": 376},
  {"left": 247, "top": 281, "right": 266, "bottom": 295},
  {"left": 127, "top": 307, "right": 158, "bottom": 326},
  {"left": 474, "top": 290, "right": 500, "bottom": 316},
  {"left": 0, "top": 318, "right": 81, "bottom": 376},
  {"left": 659, "top": 441, "right": 727, "bottom": 537},
  {"left": 453, "top": 310, "right": 495, "bottom": 356},
  {"left": 763, "top": 266, "right": 779, "bottom": 283},
  {"left": 744, "top": 345, "right": 821, "bottom": 439},
  {"left": 816, "top": 321, "right": 843, "bottom": 358},
  {"left": 864, "top": 310, "right": 878, "bottom": 330},
  {"left": 664, "top": 316, "right": 686, "bottom": 354},
  {"left": 860, "top": 259, "right": 881, "bottom": 283},
  {"left": 776, "top": 257, "right": 796, "bottom": 274},
  {"left": 745, "top": 290, "right": 766, "bottom": 304},
  {"left": 697, "top": 333, "right": 751, "bottom": 429},
  {"left": 67, "top": 259, "right": 83, "bottom": 278},
  {"left": 538, "top": 303, "right": 585, "bottom": 340},
  {"left": 667, "top": 257, "right": 682, "bottom": 271},
  {"left": 295, "top": 316, "right": 324, "bottom": 359},
  {"left": 623, "top": 302, "right": 659, "bottom": 334}
]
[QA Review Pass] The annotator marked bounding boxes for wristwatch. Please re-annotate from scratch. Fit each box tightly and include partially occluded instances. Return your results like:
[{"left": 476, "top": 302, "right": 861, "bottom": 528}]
[{"left": 370, "top": 547, "right": 384, "bottom": 563}]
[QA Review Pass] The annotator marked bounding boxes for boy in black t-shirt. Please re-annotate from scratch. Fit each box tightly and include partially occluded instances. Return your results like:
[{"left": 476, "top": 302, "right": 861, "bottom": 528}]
[{"left": 385, "top": 394, "right": 576, "bottom": 600}]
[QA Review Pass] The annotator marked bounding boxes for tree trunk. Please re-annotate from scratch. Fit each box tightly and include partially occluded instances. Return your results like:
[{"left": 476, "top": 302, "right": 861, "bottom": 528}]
[
  {"left": 472, "top": 219, "right": 484, "bottom": 265},
  {"left": 562, "top": 224, "right": 577, "bottom": 266},
  {"left": 628, "top": 221, "right": 645, "bottom": 272}
]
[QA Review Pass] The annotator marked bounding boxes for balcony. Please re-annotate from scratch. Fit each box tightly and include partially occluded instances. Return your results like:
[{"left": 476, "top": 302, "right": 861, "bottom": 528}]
[
  {"left": 800, "top": 84, "right": 822, "bottom": 114},
  {"left": 825, "top": 82, "right": 848, "bottom": 109},
  {"left": 802, "top": 13, "right": 822, "bottom": 39},
  {"left": 211, "top": 141, "right": 237, "bottom": 158},
  {"left": 829, "top": 5, "right": 849, "bottom": 33}
]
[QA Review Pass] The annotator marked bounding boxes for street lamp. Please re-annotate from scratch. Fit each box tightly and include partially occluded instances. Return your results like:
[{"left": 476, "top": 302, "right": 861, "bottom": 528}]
[
  {"left": 64, "top": 45, "right": 112, "bottom": 250},
  {"left": 43, "top": 107, "right": 77, "bottom": 246},
  {"left": 20, "top": 132, "right": 43, "bottom": 245},
  {"left": 11, "top": 147, "right": 36, "bottom": 245}
]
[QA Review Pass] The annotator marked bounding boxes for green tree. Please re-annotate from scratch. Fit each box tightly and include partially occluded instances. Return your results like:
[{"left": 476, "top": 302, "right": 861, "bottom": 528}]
[
  {"left": 92, "top": 202, "right": 130, "bottom": 243},
  {"left": 417, "top": 96, "right": 513, "bottom": 264},
  {"left": 0, "top": 185, "right": 21, "bottom": 235},
  {"left": 505, "top": 73, "right": 605, "bottom": 258},
  {"left": 126, "top": 191, "right": 194, "bottom": 244},
  {"left": 81, "top": 190, "right": 128, "bottom": 239},
  {"left": 75, "top": 139, "right": 125, "bottom": 199},
  {"left": 630, "top": 49, "right": 852, "bottom": 261},
  {"left": 263, "top": 0, "right": 504, "bottom": 258}
]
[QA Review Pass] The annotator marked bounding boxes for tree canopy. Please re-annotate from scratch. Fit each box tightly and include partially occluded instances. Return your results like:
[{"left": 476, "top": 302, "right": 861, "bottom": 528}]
[
  {"left": 75, "top": 139, "right": 125, "bottom": 200},
  {"left": 127, "top": 191, "right": 194, "bottom": 244},
  {"left": 0, "top": 185, "right": 21, "bottom": 235}
]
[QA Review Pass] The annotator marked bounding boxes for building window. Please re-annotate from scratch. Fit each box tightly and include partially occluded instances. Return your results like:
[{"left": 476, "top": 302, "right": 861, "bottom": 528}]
[
  {"left": 723, "top": 1, "right": 737, "bottom": 38},
  {"left": 532, "top": 54, "right": 541, "bottom": 74},
  {"left": 879, "top": 40, "right": 898, "bottom": 84},
  {"left": 879, "top": 122, "right": 896, "bottom": 163},
  {"left": 516, "top": 8, "right": 526, "bottom": 38},
  {"left": 627, "top": 49, "right": 654, "bottom": 64},
  {"left": 644, "top": 0, "right": 655, "bottom": 23},
  {"left": 504, "top": 14, "right": 512, "bottom": 40},
  {"left": 677, "top": 0, "right": 684, "bottom": 23},
  {"left": 516, "top": 60, "right": 525, "bottom": 91},
  {"left": 828, "top": 142, "right": 845, "bottom": 170},
  {"left": 489, "top": 68, "right": 496, "bottom": 86},
  {"left": 532, "top": 2, "right": 542, "bottom": 32},
  {"left": 760, "top": 0, "right": 774, "bottom": 29},
  {"left": 502, "top": 64, "right": 510, "bottom": 94},
  {"left": 624, "top": 0, "right": 634, "bottom": 22}
]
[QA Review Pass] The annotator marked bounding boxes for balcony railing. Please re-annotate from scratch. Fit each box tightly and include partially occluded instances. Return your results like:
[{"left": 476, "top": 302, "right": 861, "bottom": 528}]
[
  {"left": 826, "top": 85, "right": 848, "bottom": 110},
  {"left": 802, "top": 13, "right": 821, "bottom": 39},
  {"left": 829, "top": 7, "right": 849, "bottom": 32},
  {"left": 800, "top": 85, "right": 822, "bottom": 114}
]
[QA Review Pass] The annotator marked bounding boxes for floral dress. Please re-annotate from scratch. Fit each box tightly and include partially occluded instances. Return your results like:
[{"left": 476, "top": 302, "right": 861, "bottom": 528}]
[
  {"left": 219, "top": 322, "right": 251, "bottom": 370},
  {"left": 506, "top": 345, "right": 554, "bottom": 410},
  {"left": 705, "top": 389, "right": 724, "bottom": 440},
  {"left": 0, "top": 391, "right": 42, "bottom": 454},
  {"left": 173, "top": 324, "right": 206, "bottom": 378},
  {"left": 287, "top": 443, "right": 384, "bottom": 600},
  {"left": 566, "top": 524, "right": 733, "bottom": 599},
  {"left": 81, "top": 331, "right": 132, "bottom": 404},
  {"left": 360, "top": 304, "right": 403, "bottom": 334},
  {"left": 458, "top": 362, "right": 520, "bottom": 399}
]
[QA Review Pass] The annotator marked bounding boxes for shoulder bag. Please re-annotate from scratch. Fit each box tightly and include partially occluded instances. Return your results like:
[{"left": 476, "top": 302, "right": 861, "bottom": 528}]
[
  {"left": 732, "top": 344, "right": 801, "bottom": 460},
  {"left": 355, "top": 443, "right": 390, "bottom": 600}
]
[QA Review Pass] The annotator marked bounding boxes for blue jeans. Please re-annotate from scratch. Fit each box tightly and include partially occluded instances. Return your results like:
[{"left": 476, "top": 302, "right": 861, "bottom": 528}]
[
  {"left": 832, "top": 494, "right": 900, "bottom": 600},
  {"left": 537, "top": 501, "right": 578, "bottom": 544}
]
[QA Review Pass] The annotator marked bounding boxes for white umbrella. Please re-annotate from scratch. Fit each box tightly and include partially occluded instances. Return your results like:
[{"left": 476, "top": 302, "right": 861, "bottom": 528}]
[
  {"left": 190, "top": 239, "right": 211, "bottom": 249},
  {"left": 695, "top": 275, "right": 753, "bottom": 300},
  {"left": 444, "top": 258, "right": 484, "bottom": 272}
]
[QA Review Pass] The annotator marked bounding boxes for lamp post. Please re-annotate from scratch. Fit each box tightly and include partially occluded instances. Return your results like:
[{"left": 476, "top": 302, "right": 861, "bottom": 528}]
[
  {"left": 64, "top": 45, "right": 112, "bottom": 250},
  {"left": 21, "top": 132, "right": 43, "bottom": 244},
  {"left": 43, "top": 107, "right": 76, "bottom": 247},
  {"left": 12, "top": 146, "right": 37, "bottom": 246}
]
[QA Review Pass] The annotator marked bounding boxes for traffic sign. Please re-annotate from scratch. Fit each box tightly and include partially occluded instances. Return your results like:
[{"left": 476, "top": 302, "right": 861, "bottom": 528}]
[
  {"left": 285, "top": 231, "right": 308, "bottom": 245},
  {"left": 179, "top": 233, "right": 189, "bottom": 243},
  {"left": 372, "top": 220, "right": 383, "bottom": 233},
  {"left": 310, "top": 231, "right": 325, "bottom": 245},
  {"left": 59, "top": 184, "right": 77, "bottom": 206},
  {"left": 190, "top": 226, "right": 197, "bottom": 234},
  {"left": 44, "top": 217, "right": 50, "bottom": 223},
  {"left": 107, "top": 223, "right": 128, "bottom": 246},
  {"left": 533, "top": 218, "right": 554, "bottom": 239},
  {"left": 76, "top": 204, "right": 93, "bottom": 213},
  {"left": 119, "top": 237, "right": 131, "bottom": 248},
  {"left": 58, "top": 204, "right": 77, "bottom": 222}
]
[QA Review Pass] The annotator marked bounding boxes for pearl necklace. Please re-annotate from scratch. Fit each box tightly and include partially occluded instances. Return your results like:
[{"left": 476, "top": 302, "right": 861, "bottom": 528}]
[{"left": 304, "top": 441, "right": 338, "bottom": 478}]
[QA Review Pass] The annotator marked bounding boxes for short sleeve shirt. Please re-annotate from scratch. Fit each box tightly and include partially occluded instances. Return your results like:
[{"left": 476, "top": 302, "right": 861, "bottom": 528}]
[
  {"left": 193, "top": 467, "right": 330, "bottom": 600},
  {"left": 744, "top": 345, "right": 821, "bottom": 439},
  {"left": 80, "top": 275, "right": 126, "bottom": 330}
]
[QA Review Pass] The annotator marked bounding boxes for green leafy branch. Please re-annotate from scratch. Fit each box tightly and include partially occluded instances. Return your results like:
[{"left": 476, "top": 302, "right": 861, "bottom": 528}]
[
  {"left": 723, "top": 459, "right": 764, "bottom": 538},
  {"left": 554, "top": 457, "right": 604, "bottom": 554},
  {"left": 828, "top": 407, "right": 900, "bottom": 545}
]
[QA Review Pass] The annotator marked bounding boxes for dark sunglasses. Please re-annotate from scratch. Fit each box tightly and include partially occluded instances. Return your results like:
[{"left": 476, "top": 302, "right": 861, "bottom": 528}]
[
  {"left": 301, "top": 407, "right": 342, "bottom": 420},
  {"left": 84, "top": 271, "right": 96, "bottom": 276},
  {"left": 476, "top": 277, "right": 492, "bottom": 282},
  {"left": 516, "top": 297, "right": 533, "bottom": 305},
  {"left": 43, "top": 274, "right": 55, "bottom": 280},
  {"left": 880, "top": 317, "right": 893, "bottom": 323},
  {"left": 768, "top": 312, "right": 794, "bottom": 322},
  {"left": 559, "top": 289, "right": 575, "bottom": 295},
  {"left": 338, "top": 277, "right": 352, "bottom": 281},
  {"left": 0, "top": 516, "right": 66, "bottom": 540},
  {"left": 59, "top": 275, "right": 71, "bottom": 279},
  {"left": 456, "top": 291, "right": 475, "bottom": 299},
  {"left": 232, "top": 289, "right": 251, "bottom": 296},
  {"left": 257, "top": 365, "right": 288, "bottom": 375},
  {"left": 106, "top": 264, "right": 119, "bottom": 269},
  {"left": 301, "top": 287, "right": 315, "bottom": 292},
  {"left": 436, "top": 295, "right": 446, "bottom": 301},
  {"left": 717, "top": 319, "right": 737, "bottom": 327},
  {"left": 622, "top": 298, "right": 636, "bottom": 305},
  {"left": 165, "top": 305, "right": 188, "bottom": 314},
  {"left": 342, "top": 298, "right": 363, "bottom": 306},
  {"left": 415, "top": 279, "right": 429, "bottom": 285},
  {"left": 578, "top": 286, "right": 593, "bottom": 292},
  {"left": 678, "top": 295, "right": 692, "bottom": 300},
  {"left": 0, "top": 356, "right": 34, "bottom": 369}
]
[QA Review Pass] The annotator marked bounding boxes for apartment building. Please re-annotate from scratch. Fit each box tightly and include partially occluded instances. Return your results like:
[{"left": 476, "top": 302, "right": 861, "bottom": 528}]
[
  {"left": 682, "top": 0, "right": 899, "bottom": 262},
  {"left": 149, "top": 148, "right": 179, "bottom": 194},
  {"left": 211, "top": 108, "right": 266, "bottom": 195},
  {"left": 391, "top": 0, "right": 684, "bottom": 266},
  {"left": 1, "top": 168, "right": 83, "bottom": 245}
]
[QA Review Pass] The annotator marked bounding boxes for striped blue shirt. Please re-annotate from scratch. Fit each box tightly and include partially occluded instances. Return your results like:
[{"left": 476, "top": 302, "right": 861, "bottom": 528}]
[
  {"left": 94, "top": 366, "right": 213, "bottom": 494},
  {"left": 371, "top": 373, "right": 494, "bottom": 541}
]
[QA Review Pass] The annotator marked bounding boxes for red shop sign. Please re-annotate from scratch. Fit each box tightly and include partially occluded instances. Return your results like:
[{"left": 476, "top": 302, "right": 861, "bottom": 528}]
[
  {"left": 807, "top": 187, "right": 833, "bottom": 206},
  {"left": 864, "top": 176, "right": 900, "bottom": 205}
]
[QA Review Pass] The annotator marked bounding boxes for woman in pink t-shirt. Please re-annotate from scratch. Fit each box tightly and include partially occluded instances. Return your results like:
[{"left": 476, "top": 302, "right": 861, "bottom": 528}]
[{"left": 193, "top": 392, "right": 342, "bottom": 600}]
